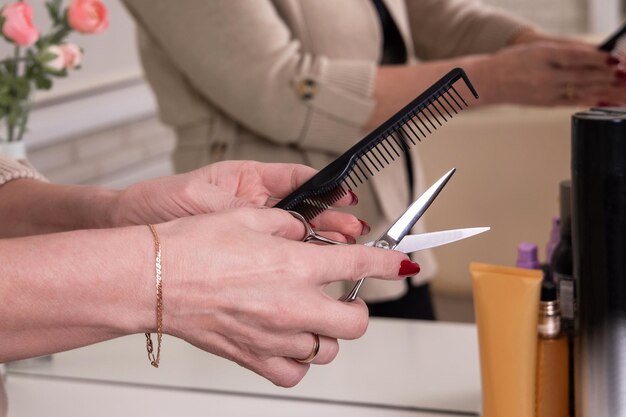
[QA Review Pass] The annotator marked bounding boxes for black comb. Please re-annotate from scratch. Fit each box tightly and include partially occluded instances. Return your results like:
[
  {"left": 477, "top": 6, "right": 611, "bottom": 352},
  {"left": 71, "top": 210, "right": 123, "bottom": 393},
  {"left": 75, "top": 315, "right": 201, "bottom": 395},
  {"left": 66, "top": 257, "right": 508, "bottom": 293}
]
[
  {"left": 275, "top": 67, "right": 478, "bottom": 221},
  {"left": 599, "top": 20, "right": 626, "bottom": 52}
]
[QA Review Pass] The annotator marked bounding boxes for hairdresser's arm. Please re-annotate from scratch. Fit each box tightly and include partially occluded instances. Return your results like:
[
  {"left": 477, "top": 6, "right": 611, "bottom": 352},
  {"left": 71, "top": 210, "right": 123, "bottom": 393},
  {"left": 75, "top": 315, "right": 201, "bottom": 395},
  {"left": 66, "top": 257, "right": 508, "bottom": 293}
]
[
  {"left": 364, "top": 35, "right": 625, "bottom": 131},
  {"left": 0, "top": 161, "right": 365, "bottom": 239},
  {"left": 0, "top": 208, "right": 416, "bottom": 387}
]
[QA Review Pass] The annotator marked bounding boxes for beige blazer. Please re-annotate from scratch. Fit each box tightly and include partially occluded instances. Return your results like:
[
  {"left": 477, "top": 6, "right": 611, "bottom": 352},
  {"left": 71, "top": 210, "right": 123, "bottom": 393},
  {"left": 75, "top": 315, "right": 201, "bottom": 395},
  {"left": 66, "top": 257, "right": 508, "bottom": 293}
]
[{"left": 122, "top": 0, "right": 526, "bottom": 301}]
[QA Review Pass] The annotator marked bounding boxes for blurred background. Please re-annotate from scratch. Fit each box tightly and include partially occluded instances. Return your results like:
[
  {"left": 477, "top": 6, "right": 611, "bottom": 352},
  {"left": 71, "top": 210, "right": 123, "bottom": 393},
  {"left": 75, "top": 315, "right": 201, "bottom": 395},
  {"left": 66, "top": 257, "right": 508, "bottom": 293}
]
[{"left": 5, "top": 0, "right": 623, "bottom": 322}]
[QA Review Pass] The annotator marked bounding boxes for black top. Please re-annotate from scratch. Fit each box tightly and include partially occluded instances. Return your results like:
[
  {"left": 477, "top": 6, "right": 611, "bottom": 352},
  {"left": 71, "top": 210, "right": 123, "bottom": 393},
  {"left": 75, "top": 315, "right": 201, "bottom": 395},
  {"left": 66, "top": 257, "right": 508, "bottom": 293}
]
[
  {"left": 371, "top": 0, "right": 407, "bottom": 65},
  {"left": 370, "top": 0, "right": 413, "bottom": 199}
]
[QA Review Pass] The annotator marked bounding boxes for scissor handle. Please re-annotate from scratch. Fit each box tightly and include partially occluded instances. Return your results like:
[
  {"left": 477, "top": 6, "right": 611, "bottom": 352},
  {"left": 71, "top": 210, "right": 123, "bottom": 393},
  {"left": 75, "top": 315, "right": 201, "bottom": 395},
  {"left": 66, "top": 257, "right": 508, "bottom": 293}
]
[
  {"left": 288, "top": 211, "right": 346, "bottom": 246},
  {"left": 343, "top": 279, "right": 364, "bottom": 302}
]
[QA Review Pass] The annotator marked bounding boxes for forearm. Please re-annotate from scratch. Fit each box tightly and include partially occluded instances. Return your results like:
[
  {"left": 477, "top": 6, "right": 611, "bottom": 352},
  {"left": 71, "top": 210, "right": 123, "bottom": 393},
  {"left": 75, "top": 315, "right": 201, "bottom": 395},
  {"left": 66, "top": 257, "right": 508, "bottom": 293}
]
[
  {"left": 364, "top": 55, "right": 495, "bottom": 131},
  {"left": 0, "top": 226, "right": 153, "bottom": 361},
  {"left": 0, "top": 179, "right": 119, "bottom": 237}
]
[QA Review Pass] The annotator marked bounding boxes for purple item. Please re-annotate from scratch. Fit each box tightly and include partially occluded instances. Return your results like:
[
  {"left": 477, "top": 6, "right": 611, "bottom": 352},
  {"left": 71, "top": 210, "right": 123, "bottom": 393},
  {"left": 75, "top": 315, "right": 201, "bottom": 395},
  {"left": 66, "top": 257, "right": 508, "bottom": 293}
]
[
  {"left": 545, "top": 216, "right": 561, "bottom": 263},
  {"left": 516, "top": 242, "right": 541, "bottom": 269}
]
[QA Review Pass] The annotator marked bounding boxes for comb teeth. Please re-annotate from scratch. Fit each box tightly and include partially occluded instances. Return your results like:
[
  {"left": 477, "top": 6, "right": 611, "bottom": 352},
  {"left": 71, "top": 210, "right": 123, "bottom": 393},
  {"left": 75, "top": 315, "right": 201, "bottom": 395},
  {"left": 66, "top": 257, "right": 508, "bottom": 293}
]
[
  {"left": 613, "top": 35, "right": 626, "bottom": 56},
  {"left": 599, "top": 22, "right": 626, "bottom": 53},
  {"left": 277, "top": 68, "right": 478, "bottom": 221},
  {"left": 342, "top": 85, "right": 472, "bottom": 192}
]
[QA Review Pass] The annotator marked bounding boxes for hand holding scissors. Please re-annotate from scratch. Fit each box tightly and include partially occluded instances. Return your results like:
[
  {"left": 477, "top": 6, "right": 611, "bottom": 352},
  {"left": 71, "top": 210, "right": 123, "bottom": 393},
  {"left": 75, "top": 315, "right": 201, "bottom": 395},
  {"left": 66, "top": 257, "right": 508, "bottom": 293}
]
[{"left": 289, "top": 168, "right": 489, "bottom": 302}]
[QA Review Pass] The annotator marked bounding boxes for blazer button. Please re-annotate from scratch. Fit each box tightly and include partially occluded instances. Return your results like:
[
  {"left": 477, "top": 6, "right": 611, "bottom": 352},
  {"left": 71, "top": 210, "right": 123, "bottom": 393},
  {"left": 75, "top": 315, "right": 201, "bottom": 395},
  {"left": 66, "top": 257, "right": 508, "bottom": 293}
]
[
  {"left": 209, "top": 142, "right": 227, "bottom": 160},
  {"left": 295, "top": 78, "right": 317, "bottom": 100}
]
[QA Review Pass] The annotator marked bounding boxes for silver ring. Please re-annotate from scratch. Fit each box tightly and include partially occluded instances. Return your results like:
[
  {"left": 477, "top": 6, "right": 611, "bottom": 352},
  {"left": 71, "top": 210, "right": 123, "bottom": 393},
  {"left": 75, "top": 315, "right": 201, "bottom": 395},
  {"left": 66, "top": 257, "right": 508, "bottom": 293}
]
[{"left": 295, "top": 333, "right": 320, "bottom": 364}]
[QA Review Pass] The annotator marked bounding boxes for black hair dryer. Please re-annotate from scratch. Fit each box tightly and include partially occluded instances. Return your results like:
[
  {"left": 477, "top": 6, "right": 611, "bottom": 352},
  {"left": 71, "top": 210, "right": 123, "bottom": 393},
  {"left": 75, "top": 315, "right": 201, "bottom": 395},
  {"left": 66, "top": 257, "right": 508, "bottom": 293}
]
[{"left": 572, "top": 108, "right": 626, "bottom": 416}]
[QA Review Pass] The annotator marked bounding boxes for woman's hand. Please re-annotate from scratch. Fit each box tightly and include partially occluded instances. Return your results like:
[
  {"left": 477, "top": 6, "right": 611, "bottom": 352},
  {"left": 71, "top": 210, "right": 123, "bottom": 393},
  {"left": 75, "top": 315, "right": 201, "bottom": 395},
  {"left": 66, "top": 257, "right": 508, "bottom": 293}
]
[
  {"left": 156, "top": 207, "right": 418, "bottom": 387},
  {"left": 477, "top": 40, "right": 626, "bottom": 107},
  {"left": 110, "top": 160, "right": 366, "bottom": 238}
]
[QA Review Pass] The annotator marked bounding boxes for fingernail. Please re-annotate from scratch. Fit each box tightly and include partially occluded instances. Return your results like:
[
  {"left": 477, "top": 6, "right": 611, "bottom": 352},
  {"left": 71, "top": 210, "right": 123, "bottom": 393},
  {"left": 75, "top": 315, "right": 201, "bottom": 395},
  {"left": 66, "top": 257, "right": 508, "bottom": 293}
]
[
  {"left": 615, "top": 69, "right": 626, "bottom": 81},
  {"left": 344, "top": 235, "right": 357, "bottom": 244},
  {"left": 308, "top": 222, "right": 316, "bottom": 229},
  {"left": 607, "top": 55, "right": 621, "bottom": 66},
  {"left": 597, "top": 100, "right": 619, "bottom": 107},
  {"left": 358, "top": 219, "right": 371, "bottom": 235},
  {"left": 348, "top": 190, "right": 359, "bottom": 206},
  {"left": 398, "top": 260, "right": 420, "bottom": 276}
]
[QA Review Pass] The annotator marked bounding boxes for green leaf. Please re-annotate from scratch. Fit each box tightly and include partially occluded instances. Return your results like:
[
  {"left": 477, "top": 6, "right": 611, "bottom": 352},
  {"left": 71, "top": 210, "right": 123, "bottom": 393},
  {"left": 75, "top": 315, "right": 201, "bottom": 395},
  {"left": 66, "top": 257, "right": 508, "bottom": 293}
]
[
  {"left": 45, "top": 1, "right": 60, "bottom": 24},
  {"left": 35, "top": 76, "right": 52, "bottom": 90},
  {"left": 43, "top": 67, "right": 67, "bottom": 77},
  {"left": 39, "top": 51, "right": 59, "bottom": 63}
]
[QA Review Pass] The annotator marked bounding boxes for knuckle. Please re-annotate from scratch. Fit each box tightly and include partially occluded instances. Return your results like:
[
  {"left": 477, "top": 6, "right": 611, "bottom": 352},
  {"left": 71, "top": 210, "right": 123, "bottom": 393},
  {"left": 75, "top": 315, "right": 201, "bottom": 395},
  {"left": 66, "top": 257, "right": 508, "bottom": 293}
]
[
  {"left": 347, "top": 249, "right": 369, "bottom": 281},
  {"left": 343, "top": 308, "right": 369, "bottom": 339},
  {"left": 273, "top": 367, "right": 307, "bottom": 388},
  {"left": 325, "top": 339, "right": 340, "bottom": 362}
]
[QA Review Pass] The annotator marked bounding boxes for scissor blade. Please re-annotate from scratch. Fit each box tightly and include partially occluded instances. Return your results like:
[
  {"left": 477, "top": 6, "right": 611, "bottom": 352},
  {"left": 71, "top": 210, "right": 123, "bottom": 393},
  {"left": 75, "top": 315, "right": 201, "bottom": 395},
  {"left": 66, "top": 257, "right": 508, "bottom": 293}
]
[
  {"left": 379, "top": 168, "right": 456, "bottom": 247},
  {"left": 391, "top": 227, "right": 490, "bottom": 254}
]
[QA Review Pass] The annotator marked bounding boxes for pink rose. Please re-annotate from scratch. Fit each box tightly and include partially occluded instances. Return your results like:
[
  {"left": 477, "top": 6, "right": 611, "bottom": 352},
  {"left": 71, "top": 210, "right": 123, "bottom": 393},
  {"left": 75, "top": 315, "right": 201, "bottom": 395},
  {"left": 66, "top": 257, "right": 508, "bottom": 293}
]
[
  {"left": 68, "top": 0, "right": 108, "bottom": 34},
  {"left": 44, "top": 43, "right": 82, "bottom": 71},
  {"left": 59, "top": 43, "right": 82, "bottom": 69},
  {"left": 1, "top": 2, "right": 39, "bottom": 46},
  {"left": 44, "top": 45, "right": 65, "bottom": 71}
]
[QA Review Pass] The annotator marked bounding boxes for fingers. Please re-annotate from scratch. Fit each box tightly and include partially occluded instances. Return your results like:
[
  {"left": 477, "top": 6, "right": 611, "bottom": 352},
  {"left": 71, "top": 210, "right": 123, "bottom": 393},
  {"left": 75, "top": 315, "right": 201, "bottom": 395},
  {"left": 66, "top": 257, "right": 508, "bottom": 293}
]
[
  {"left": 238, "top": 207, "right": 308, "bottom": 241},
  {"left": 312, "top": 244, "right": 416, "bottom": 285},
  {"left": 255, "top": 162, "right": 318, "bottom": 200},
  {"left": 246, "top": 207, "right": 369, "bottom": 243},
  {"left": 228, "top": 332, "right": 340, "bottom": 388},
  {"left": 287, "top": 333, "right": 339, "bottom": 365},
  {"left": 256, "top": 162, "right": 359, "bottom": 208},
  {"left": 313, "top": 210, "right": 370, "bottom": 237},
  {"left": 546, "top": 43, "right": 613, "bottom": 69}
]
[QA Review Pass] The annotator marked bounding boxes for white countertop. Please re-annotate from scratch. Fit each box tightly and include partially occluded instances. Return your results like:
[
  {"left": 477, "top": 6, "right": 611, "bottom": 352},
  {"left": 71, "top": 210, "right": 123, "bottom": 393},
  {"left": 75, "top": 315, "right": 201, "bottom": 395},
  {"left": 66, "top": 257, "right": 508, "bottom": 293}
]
[{"left": 5, "top": 318, "right": 481, "bottom": 416}]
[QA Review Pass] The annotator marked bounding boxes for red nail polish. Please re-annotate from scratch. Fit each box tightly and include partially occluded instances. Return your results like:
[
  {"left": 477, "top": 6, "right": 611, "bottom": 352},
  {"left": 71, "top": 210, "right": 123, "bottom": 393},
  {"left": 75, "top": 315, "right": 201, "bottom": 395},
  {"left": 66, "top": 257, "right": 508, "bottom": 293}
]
[
  {"left": 606, "top": 55, "right": 621, "bottom": 66},
  {"left": 358, "top": 219, "right": 371, "bottom": 235},
  {"left": 348, "top": 190, "right": 359, "bottom": 206},
  {"left": 308, "top": 222, "right": 316, "bottom": 229},
  {"left": 398, "top": 260, "right": 420, "bottom": 276},
  {"left": 615, "top": 69, "right": 626, "bottom": 81},
  {"left": 597, "top": 101, "right": 619, "bottom": 107}
]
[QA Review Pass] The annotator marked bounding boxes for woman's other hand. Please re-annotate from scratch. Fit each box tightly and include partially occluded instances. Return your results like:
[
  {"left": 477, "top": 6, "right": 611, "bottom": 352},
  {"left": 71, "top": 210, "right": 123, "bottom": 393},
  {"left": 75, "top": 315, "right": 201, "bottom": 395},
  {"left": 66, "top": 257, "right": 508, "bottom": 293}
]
[
  {"left": 110, "top": 160, "right": 367, "bottom": 238},
  {"left": 476, "top": 31, "right": 626, "bottom": 107}
]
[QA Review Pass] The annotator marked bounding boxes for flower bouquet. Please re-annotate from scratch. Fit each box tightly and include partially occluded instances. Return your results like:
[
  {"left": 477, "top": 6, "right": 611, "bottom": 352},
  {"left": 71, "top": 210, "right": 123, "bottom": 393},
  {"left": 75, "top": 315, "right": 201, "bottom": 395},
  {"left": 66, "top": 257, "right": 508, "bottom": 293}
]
[{"left": 0, "top": 0, "right": 107, "bottom": 159}]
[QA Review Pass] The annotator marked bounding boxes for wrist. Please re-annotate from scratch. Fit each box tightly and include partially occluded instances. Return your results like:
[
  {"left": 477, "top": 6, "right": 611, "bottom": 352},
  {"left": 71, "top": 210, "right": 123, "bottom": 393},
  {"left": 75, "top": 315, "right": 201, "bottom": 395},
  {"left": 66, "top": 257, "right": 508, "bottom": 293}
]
[
  {"left": 107, "top": 225, "right": 160, "bottom": 335},
  {"left": 83, "top": 186, "right": 121, "bottom": 229},
  {"left": 508, "top": 28, "right": 558, "bottom": 46},
  {"left": 456, "top": 54, "right": 502, "bottom": 106}
]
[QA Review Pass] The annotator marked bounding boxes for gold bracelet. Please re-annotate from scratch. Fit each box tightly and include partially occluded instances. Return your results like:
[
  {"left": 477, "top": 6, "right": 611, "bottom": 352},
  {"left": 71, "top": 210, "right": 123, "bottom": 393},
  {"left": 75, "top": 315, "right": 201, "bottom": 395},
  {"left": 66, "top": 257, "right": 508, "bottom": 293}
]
[{"left": 145, "top": 224, "right": 163, "bottom": 368}]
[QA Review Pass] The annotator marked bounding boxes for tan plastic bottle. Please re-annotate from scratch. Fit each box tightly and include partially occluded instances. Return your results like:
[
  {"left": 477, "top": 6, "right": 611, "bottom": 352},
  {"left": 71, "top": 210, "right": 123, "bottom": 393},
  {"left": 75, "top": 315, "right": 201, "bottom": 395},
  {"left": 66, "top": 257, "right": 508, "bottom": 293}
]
[{"left": 535, "top": 281, "right": 569, "bottom": 417}]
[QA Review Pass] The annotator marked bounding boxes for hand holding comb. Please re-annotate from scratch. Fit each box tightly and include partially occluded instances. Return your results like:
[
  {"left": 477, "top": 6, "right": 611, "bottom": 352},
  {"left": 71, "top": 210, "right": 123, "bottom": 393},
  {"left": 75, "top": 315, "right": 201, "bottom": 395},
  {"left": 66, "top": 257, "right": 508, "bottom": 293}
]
[{"left": 275, "top": 67, "right": 479, "bottom": 220}]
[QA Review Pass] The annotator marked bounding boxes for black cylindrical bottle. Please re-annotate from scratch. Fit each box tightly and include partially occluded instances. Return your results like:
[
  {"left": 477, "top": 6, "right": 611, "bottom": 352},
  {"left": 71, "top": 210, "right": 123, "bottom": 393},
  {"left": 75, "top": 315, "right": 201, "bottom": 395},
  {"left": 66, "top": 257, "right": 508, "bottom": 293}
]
[
  {"left": 551, "top": 180, "right": 574, "bottom": 326},
  {"left": 550, "top": 180, "right": 574, "bottom": 417},
  {"left": 572, "top": 108, "right": 626, "bottom": 417}
]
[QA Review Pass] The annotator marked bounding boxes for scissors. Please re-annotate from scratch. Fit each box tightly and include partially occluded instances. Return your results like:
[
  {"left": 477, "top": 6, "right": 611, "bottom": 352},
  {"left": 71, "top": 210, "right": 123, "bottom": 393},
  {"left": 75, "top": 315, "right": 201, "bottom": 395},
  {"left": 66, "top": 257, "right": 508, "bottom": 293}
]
[{"left": 289, "top": 168, "right": 490, "bottom": 302}]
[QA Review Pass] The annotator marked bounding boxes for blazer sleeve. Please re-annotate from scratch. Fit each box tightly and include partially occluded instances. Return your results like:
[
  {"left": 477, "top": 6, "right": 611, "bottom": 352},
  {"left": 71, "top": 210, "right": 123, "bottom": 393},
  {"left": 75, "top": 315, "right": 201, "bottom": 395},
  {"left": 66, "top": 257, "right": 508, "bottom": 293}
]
[
  {"left": 0, "top": 155, "right": 46, "bottom": 186},
  {"left": 405, "top": 0, "right": 534, "bottom": 60},
  {"left": 122, "top": 0, "right": 377, "bottom": 155}
]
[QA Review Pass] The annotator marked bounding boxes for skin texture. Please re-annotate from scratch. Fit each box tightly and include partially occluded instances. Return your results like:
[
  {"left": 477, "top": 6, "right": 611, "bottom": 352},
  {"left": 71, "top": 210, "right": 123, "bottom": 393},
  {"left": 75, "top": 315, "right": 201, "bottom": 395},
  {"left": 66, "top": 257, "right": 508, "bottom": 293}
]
[
  {"left": 0, "top": 160, "right": 418, "bottom": 387},
  {"left": 365, "top": 30, "right": 626, "bottom": 131},
  {"left": 0, "top": 161, "right": 364, "bottom": 238}
]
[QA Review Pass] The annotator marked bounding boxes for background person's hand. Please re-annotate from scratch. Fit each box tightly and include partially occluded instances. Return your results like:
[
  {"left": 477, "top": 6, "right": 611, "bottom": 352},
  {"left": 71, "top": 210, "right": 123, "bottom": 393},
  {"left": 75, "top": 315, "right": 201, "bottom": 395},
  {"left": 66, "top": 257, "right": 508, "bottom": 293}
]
[
  {"left": 110, "top": 160, "right": 367, "bottom": 239},
  {"left": 155, "top": 207, "right": 419, "bottom": 387},
  {"left": 479, "top": 41, "right": 626, "bottom": 107}
]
